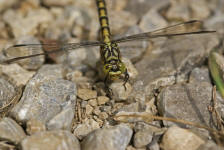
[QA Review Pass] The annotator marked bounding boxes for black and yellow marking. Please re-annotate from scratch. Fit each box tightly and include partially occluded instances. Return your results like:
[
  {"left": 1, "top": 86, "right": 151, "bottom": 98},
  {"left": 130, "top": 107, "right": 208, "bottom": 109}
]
[
  {"left": 96, "top": 0, "right": 111, "bottom": 43},
  {"left": 96, "top": 0, "right": 129, "bottom": 91}
]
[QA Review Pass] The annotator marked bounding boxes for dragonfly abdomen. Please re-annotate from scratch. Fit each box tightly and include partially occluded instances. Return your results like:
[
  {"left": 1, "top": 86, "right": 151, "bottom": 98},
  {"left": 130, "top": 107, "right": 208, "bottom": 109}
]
[{"left": 96, "top": 0, "right": 111, "bottom": 43}]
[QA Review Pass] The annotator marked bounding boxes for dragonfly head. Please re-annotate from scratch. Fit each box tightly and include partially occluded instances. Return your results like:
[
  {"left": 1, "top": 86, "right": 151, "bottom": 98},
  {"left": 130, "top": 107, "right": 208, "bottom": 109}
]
[{"left": 103, "top": 59, "right": 126, "bottom": 80}]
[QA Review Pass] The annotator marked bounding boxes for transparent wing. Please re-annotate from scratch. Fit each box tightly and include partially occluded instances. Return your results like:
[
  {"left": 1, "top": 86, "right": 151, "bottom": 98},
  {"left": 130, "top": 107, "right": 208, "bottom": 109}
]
[
  {"left": 113, "top": 20, "right": 216, "bottom": 43},
  {"left": 1, "top": 41, "right": 103, "bottom": 64}
]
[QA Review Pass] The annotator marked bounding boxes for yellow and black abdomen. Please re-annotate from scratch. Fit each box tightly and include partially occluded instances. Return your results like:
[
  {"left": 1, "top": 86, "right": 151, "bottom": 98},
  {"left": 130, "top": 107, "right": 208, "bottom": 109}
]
[{"left": 96, "top": 0, "right": 111, "bottom": 44}]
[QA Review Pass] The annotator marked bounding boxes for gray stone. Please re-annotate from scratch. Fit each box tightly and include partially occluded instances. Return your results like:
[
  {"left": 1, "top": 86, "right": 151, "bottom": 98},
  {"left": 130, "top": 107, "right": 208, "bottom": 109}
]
[
  {"left": 21, "top": 130, "right": 80, "bottom": 150},
  {"left": 10, "top": 65, "right": 77, "bottom": 130},
  {"left": 161, "top": 126, "right": 205, "bottom": 150},
  {"left": 157, "top": 82, "right": 224, "bottom": 127},
  {"left": 0, "top": 117, "right": 26, "bottom": 144},
  {"left": 189, "top": 67, "right": 211, "bottom": 83},
  {"left": 133, "top": 129, "right": 153, "bottom": 148},
  {"left": 81, "top": 124, "right": 133, "bottom": 150}
]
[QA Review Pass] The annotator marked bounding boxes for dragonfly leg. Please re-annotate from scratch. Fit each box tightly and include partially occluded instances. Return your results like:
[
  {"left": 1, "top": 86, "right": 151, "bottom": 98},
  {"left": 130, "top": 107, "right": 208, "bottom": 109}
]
[
  {"left": 104, "top": 74, "right": 113, "bottom": 95},
  {"left": 123, "top": 69, "right": 129, "bottom": 91}
]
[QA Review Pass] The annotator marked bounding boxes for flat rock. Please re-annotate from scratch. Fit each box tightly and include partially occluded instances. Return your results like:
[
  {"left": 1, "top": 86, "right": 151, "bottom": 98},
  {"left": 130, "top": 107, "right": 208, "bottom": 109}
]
[
  {"left": 21, "top": 130, "right": 80, "bottom": 150},
  {"left": 0, "top": 117, "right": 26, "bottom": 144},
  {"left": 136, "top": 34, "right": 218, "bottom": 98},
  {"left": 161, "top": 126, "right": 205, "bottom": 150},
  {"left": 157, "top": 82, "right": 224, "bottom": 127},
  {"left": 10, "top": 65, "right": 77, "bottom": 130},
  {"left": 81, "top": 124, "right": 133, "bottom": 150}
]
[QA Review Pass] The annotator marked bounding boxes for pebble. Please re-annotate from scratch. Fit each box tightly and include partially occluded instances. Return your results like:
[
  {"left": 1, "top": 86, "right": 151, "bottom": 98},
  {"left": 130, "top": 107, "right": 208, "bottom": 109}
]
[
  {"left": 85, "top": 104, "right": 94, "bottom": 115},
  {"left": 73, "top": 118, "right": 100, "bottom": 140},
  {"left": 110, "top": 82, "right": 132, "bottom": 101},
  {"left": 97, "top": 96, "right": 109, "bottom": 105},
  {"left": 88, "top": 99, "right": 98, "bottom": 107},
  {"left": 81, "top": 124, "right": 133, "bottom": 150},
  {"left": 77, "top": 89, "right": 97, "bottom": 100},
  {"left": 21, "top": 130, "right": 81, "bottom": 150},
  {"left": 133, "top": 129, "right": 153, "bottom": 148},
  {"left": 161, "top": 126, "right": 205, "bottom": 150},
  {"left": 0, "top": 117, "right": 26, "bottom": 144}
]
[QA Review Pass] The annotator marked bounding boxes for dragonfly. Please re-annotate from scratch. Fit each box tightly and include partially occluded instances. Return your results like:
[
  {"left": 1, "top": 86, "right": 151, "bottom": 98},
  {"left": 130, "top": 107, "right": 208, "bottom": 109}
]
[{"left": 1, "top": 0, "right": 215, "bottom": 92}]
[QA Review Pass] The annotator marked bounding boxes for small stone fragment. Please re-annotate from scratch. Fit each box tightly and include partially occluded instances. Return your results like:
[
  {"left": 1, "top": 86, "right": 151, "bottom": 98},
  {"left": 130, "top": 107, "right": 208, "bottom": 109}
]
[
  {"left": 98, "top": 112, "right": 109, "bottom": 120},
  {"left": 97, "top": 96, "right": 109, "bottom": 105},
  {"left": 88, "top": 99, "right": 98, "bottom": 107},
  {"left": 85, "top": 104, "right": 94, "bottom": 115},
  {"left": 77, "top": 89, "right": 97, "bottom": 100},
  {"left": 0, "top": 117, "right": 26, "bottom": 144},
  {"left": 21, "top": 130, "right": 80, "bottom": 150}
]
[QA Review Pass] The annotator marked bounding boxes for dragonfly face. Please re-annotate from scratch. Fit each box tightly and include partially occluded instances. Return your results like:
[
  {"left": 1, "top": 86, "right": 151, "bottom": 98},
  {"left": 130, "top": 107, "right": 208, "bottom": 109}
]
[{"left": 103, "top": 59, "right": 126, "bottom": 80}]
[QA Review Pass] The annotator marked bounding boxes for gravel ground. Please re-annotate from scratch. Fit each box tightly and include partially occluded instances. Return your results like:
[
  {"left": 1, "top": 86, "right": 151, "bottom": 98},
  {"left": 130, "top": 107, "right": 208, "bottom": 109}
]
[{"left": 0, "top": 0, "right": 224, "bottom": 150}]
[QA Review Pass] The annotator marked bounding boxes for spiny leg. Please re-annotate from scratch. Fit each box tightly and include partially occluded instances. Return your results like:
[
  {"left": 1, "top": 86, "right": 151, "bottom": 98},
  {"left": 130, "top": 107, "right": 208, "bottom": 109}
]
[
  {"left": 122, "top": 69, "right": 129, "bottom": 91},
  {"left": 104, "top": 74, "right": 113, "bottom": 95}
]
